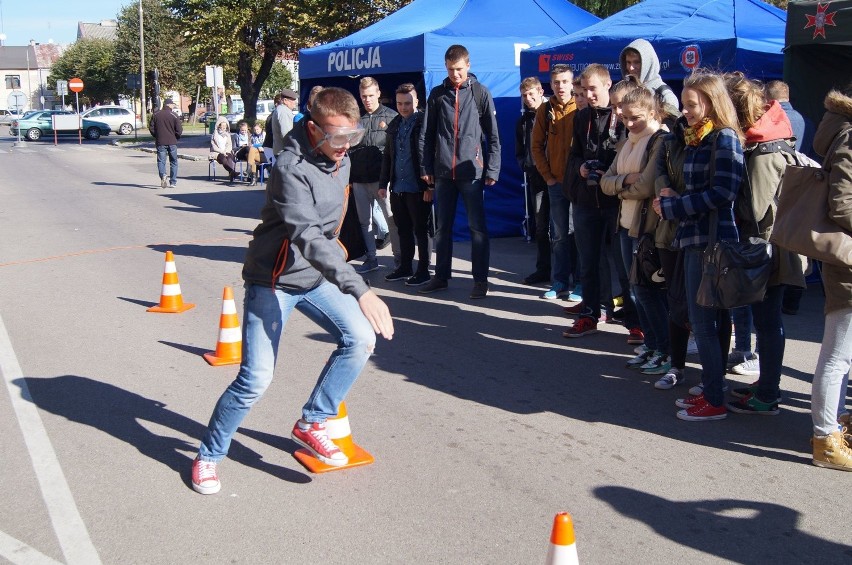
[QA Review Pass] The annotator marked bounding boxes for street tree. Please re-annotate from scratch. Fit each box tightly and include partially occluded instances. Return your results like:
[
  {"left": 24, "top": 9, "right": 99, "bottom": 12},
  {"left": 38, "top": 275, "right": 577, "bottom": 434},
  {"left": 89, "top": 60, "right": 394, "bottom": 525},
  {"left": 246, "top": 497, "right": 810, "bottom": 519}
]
[
  {"left": 47, "top": 38, "right": 118, "bottom": 108},
  {"left": 258, "top": 62, "right": 294, "bottom": 100},
  {"left": 113, "top": 0, "right": 194, "bottom": 100}
]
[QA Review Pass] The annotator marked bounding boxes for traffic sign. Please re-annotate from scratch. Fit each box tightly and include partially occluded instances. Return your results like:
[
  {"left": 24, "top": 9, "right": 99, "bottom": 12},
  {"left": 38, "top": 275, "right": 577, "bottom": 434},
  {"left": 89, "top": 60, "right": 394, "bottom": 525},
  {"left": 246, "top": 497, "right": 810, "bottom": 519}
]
[
  {"left": 69, "top": 77, "right": 84, "bottom": 93},
  {"left": 7, "top": 90, "right": 26, "bottom": 112},
  {"left": 56, "top": 80, "right": 68, "bottom": 96}
]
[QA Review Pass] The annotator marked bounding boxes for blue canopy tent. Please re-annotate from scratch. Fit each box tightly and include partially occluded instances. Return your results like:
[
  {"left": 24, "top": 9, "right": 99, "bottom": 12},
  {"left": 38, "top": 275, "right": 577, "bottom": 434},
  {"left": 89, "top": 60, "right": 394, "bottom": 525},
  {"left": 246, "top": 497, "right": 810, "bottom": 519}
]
[
  {"left": 299, "top": 0, "right": 600, "bottom": 239},
  {"left": 520, "top": 0, "right": 786, "bottom": 89}
]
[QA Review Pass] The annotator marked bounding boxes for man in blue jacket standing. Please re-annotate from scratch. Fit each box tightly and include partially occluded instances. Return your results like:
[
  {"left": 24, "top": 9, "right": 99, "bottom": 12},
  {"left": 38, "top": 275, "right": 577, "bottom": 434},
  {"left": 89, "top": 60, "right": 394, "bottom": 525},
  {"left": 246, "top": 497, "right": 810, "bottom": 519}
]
[{"left": 419, "top": 44, "right": 501, "bottom": 299}]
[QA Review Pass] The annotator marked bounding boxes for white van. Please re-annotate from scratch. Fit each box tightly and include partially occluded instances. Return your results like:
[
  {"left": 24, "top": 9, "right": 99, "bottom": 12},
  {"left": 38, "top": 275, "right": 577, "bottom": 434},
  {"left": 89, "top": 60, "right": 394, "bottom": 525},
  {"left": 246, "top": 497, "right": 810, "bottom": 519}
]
[{"left": 226, "top": 99, "right": 274, "bottom": 131}]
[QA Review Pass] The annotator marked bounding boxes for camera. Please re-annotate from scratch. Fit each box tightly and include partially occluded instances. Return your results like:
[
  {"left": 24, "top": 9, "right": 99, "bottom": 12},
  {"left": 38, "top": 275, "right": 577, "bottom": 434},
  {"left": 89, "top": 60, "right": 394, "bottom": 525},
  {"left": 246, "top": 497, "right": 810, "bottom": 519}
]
[{"left": 584, "top": 160, "right": 604, "bottom": 187}]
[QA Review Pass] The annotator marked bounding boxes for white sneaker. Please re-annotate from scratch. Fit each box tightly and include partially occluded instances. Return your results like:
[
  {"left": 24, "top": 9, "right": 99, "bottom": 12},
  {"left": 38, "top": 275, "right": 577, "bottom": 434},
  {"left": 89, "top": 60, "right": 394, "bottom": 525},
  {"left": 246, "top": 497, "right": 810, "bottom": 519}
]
[
  {"left": 732, "top": 353, "right": 760, "bottom": 376},
  {"left": 686, "top": 334, "right": 698, "bottom": 355},
  {"left": 688, "top": 381, "right": 729, "bottom": 396},
  {"left": 655, "top": 367, "right": 683, "bottom": 390}
]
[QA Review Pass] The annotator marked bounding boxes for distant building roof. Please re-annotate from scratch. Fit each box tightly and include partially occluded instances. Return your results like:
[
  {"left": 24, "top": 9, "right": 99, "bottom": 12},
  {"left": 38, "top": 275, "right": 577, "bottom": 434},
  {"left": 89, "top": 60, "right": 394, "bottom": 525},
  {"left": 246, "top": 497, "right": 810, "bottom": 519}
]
[
  {"left": 77, "top": 20, "right": 119, "bottom": 41},
  {"left": 34, "top": 43, "right": 65, "bottom": 67},
  {"left": 0, "top": 46, "right": 37, "bottom": 70}
]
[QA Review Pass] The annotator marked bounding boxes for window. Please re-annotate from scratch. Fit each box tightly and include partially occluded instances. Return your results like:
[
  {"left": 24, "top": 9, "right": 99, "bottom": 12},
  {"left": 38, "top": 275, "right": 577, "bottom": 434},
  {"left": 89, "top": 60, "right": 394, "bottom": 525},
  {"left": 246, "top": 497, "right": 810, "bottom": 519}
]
[{"left": 5, "top": 75, "right": 21, "bottom": 89}]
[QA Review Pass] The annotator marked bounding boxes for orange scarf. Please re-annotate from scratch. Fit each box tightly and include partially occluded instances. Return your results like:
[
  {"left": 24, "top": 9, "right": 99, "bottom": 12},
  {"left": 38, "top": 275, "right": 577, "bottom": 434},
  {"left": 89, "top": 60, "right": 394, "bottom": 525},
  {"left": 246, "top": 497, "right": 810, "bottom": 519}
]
[{"left": 684, "top": 118, "right": 715, "bottom": 146}]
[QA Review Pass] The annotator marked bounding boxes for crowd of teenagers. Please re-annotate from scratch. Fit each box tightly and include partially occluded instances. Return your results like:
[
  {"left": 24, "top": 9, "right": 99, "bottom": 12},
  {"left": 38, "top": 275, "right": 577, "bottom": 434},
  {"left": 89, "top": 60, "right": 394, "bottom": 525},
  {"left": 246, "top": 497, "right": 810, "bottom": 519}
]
[{"left": 190, "top": 42, "right": 851, "bottom": 495}]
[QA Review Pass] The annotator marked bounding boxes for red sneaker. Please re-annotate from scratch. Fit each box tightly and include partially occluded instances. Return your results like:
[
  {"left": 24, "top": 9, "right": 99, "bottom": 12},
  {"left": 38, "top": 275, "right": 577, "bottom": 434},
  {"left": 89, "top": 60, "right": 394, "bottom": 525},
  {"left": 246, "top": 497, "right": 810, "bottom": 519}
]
[
  {"left": 563, "top": 301, "right": 586, "bottom": 315},
  {"left": 677, "top": 401, "right": 727, "bottom": 421},
  {"left": 192, "top": 456, "right": 221, "bottom": 495},
  {"left": 675, "top": 392, "right": 707, "bottom": 409},
  {"left": 627, "top": 327, "right": 645, "bottom": 345},
  {"left": 291, "top": 420, "right": 348, "bottom": 466},
  {"left": 563, "top": 317, "right": 598, "bottom": 338}
]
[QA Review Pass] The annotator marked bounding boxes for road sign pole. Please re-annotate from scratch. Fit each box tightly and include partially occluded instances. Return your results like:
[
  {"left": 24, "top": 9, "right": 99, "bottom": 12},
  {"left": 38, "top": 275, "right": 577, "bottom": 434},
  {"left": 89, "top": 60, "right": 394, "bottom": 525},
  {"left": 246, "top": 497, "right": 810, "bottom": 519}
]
[{"left": 76, "top": 92, "right": 81, "bottom": 144}]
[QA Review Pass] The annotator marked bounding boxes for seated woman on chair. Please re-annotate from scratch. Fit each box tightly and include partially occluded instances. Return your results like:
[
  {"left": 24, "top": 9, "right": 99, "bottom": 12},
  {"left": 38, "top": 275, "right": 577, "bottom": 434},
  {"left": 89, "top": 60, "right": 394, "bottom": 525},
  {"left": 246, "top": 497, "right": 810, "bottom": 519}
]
[
  {"left": 232, "top": 120, "right": 263, "bottom": 186},
  {"left": 210, "top": 117, "right": 239, "bottom": 183}
]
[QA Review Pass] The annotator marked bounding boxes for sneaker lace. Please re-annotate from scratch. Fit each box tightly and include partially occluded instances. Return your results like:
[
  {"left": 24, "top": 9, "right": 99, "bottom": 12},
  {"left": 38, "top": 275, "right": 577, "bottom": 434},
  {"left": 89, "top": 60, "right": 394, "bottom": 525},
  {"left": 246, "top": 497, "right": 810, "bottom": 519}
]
[
  {"left": 310, "top": 428, "right": 339, "bottom": 453},
  {"left": 197, "top": 461, "right": 217, "bottom": 481}
]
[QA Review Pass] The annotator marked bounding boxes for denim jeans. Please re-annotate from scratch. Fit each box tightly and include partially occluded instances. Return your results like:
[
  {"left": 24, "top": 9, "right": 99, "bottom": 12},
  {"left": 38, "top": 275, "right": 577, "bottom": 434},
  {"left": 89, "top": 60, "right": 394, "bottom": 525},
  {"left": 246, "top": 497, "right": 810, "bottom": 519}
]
[
  {"left": 354, "top": 181, "right": 398, "bottom": 262},
  {"left": 731, "top": 305, "right": 754, "bottom": 353},
  {"left": 619, "top": 230, "right": 669, "bottom": 351},
  {"left": 548, "top": 183, "right": 574, "bottom": 285},
  {"left": 811, "top": 306, "right": 852, "bottom": 435},
  {"left": 751, "top": 284, "right": 785, "bottom": 402},
  {"left": 156, "top": 144, "right": 178, "bottom": 185},
  {"left": 390, "top": 190, "right": 431, "bottom": 274},
  {"left": 533, "top": 187, "right": 551, "bottom": 275},
  {"left": 198, "top": 282, "right": 375, "bottom": 462},
  {"left": 684, "top": 247, "right": 727, "bottom": 406},
  {"left": 616, "top": 229, "right": 641, "bottom": 330},
  {"left": 434, "top": 177, "right": 489, "bottom": 282},
  {"left": 573, "top": 204, "right": 619, "bottom": 320}
]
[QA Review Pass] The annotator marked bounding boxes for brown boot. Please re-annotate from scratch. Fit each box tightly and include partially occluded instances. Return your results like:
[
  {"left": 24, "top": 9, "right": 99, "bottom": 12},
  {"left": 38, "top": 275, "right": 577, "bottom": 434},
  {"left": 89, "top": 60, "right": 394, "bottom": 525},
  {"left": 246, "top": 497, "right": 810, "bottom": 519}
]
[{"left": 812, "top": 430, "right": 852, "bottom": 471}]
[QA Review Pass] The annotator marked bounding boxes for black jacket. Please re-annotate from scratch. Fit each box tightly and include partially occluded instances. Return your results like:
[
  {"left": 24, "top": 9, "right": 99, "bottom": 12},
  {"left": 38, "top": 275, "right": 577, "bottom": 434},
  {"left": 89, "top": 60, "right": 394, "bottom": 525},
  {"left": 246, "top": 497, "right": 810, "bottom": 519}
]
[
  {"left": 565, "top": 105, "right": 624, "bottom": 208},
  {"left": 380, "top": 112, "right": 428, "bottom": 192},
  {"left": 149, "top": 109, "right": 182, "bottom": 146},
  {"left": 419, "top": 74, "right": 501, "bottom": 182},
  {"left": 515, "top": 106, "right": 537, "bottom": 173},
  {"left": 349, "top": 104, "right": 398, "bottom": 183}
]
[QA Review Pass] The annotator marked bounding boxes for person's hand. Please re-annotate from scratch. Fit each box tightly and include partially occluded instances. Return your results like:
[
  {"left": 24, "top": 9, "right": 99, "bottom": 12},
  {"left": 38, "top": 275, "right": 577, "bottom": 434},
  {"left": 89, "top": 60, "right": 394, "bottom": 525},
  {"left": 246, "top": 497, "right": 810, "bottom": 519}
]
[
  {"left": 484, "top": 178, "right": 496, "bottom": 186},
  {"left": 624, "top": 172, "right": 640, "bottom": 186},
  {"left": 422, "top": 174, "right": 433, "bottom": 185},
  {"left": 377, "top": 187, "right": 387, "bottom": 199},
  {"left": 423, "top": 189, "right": 434, "bottom": 203},
  {"left": 546, "top": 178, "right": 558, "bottom": 186},
  {"left": 358, "top": 290, "right": 394, "bottom": 340},
  {"left": 652, "top": 197, "right": 662, "bottom": 217},
  {"left": 579, "top": 163, "right": 590, "bottom": 179}
]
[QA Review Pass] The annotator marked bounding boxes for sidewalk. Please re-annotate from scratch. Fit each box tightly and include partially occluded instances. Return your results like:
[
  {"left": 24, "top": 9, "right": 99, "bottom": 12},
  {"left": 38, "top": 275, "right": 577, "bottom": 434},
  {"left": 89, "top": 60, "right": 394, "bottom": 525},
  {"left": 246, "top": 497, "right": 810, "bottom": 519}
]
[{"left": 112, "top": 130, "right": 212, "bottom": 161}]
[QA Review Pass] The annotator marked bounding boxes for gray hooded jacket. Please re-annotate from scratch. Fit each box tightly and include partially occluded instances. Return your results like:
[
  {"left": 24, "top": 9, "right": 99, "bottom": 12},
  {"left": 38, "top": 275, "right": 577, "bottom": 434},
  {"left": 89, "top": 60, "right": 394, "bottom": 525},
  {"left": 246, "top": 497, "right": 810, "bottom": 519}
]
[
  {"left": 241, "top": 119, "right": 370, "bottom": 299},
  {"left": 619, "top": 39, "right": 679, "bottom": 110}
]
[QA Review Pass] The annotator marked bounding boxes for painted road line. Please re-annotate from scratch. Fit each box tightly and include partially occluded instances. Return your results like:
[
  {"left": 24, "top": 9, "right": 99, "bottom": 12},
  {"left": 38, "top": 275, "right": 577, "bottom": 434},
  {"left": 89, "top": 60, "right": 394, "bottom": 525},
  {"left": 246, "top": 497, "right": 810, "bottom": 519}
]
[
  {"left": 0, "top": 313, "right": 102, "bottom": 565},
  {"left": 0, "top": 529, "right": 63, "bottom": 565}
]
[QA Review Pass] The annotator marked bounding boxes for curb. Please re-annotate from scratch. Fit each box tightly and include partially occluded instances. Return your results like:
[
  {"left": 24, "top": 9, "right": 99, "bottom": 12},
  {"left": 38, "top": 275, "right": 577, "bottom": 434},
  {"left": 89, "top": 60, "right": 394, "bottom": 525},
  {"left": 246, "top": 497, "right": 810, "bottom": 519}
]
[{"left": 111, "top": 139, "right": 207, "bottom": 162}]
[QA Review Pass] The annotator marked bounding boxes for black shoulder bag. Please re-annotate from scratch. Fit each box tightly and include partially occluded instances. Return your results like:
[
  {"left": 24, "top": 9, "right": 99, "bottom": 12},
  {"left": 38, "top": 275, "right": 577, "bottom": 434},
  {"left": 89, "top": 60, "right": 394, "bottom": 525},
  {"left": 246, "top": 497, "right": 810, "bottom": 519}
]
[{"left": 696, "top": 133, "right": 773, "bottom": 309}]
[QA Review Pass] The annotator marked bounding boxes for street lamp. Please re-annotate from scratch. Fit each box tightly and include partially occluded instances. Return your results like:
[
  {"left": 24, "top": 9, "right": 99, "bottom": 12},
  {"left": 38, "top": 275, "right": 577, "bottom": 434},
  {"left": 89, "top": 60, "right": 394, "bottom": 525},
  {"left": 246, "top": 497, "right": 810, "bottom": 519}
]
[{"left": 139, "top": 0, "right": 147, "bottom": 125}]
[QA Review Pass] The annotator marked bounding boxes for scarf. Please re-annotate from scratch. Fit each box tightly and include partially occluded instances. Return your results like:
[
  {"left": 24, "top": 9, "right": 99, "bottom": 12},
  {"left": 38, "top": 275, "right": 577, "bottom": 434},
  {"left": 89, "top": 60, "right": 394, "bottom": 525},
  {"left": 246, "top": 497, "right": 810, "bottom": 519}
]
[{"left": 684, "top": 118, "right": 715, "bottom": 146}]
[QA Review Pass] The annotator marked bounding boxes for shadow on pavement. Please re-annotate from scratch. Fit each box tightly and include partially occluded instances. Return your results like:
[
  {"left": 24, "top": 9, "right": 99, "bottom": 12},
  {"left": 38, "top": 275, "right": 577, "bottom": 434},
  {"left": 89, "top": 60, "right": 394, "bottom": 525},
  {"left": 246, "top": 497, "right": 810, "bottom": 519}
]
[
  {"left": 594, "top": 486, "right": 852, "bottom": 563},
  {"left": 16, "top": 375, "right": 311, "bottom": 488},
  {"left": 159, "top": 189, "right": 265, "bottom": 221}
]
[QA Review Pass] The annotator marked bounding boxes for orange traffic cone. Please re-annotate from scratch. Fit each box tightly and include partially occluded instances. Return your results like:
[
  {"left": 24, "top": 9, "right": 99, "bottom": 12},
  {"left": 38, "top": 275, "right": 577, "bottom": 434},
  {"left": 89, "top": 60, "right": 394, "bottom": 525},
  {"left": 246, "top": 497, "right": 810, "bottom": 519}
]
[
  {"left": 294, "top": 402, "right": 374, "bottom": 473},
  {"left": 545, "top": 512, "right": 579, "bottom": 565},
  {"left": 148, "top": 251, "right": 195, "bottom": 313},
  {"left": 203, "top": 286, "right": 242, "bottom": 366}
]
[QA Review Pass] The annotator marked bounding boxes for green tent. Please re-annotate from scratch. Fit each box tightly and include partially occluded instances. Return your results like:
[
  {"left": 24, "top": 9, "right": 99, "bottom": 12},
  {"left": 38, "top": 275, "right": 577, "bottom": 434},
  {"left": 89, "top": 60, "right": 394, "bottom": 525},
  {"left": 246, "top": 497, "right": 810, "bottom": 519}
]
[{"left": 785, "top": 1, "right": 852, "bottom": 125}]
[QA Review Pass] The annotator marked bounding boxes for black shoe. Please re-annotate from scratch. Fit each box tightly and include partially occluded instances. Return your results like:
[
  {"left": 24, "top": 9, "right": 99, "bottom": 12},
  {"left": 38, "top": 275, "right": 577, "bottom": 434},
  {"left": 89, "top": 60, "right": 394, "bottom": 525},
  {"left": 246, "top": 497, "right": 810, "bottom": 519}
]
[
  {"left": 375, "top": 236, "right": 390, "bottom": 250},
  {"left": 405, "top": 271, "right": 431, "bottom": 286},
  {"left": 522, "top": 271, "right": 550, "bottom": 286},
  {"left": 384, "top": 268, "right": 413, "bottom": 282},
  {"left": 609, "top": 308, "right": 625, "bottom": 323},
  {"left": 418, "top": 278, "right": 448, "bottom": 294},
  {"left": 470, "top": 281, "right": 489, "bottom": 299}
]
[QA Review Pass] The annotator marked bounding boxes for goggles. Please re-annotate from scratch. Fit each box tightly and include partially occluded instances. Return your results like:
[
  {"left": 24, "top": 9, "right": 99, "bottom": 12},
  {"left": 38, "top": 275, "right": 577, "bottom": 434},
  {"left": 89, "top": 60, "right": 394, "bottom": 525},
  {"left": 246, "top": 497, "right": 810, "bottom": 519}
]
[{"left": 314, "top": 123, "right": 365, "bottom": 149}]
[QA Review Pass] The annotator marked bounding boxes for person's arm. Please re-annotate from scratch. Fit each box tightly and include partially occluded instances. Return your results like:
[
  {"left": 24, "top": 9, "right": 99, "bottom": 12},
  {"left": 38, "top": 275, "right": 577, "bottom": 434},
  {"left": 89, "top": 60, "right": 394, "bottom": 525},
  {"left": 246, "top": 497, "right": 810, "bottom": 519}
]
[
  {"left": 148, "top": 115, "right": 157, "bottom": 138},
  {"left": 660, "top": 130, "right": 744, "bottom": 220},
  {"left": 175, "top": 116, "right": 182, "bottom": 140},
  {"left": 827, "top": 128, "right": 852, "bottom": 232},
  {"left": 482, "top": 89, "right": 501, "bottom": 185},
  {"left": 621, "top": 134, "right": 665, "bottom": 200},
  {"left": 419, "top": 93, "right": 436, "bottom": 185},
  {"left": 515, "top": 116, "right": 525, "bottom": 170},
  {"left": 531, "top": 104, "right": 555, "bottom": 184},
  {"left": 600, "top": 139, "right": 627, "bottom": 196}
]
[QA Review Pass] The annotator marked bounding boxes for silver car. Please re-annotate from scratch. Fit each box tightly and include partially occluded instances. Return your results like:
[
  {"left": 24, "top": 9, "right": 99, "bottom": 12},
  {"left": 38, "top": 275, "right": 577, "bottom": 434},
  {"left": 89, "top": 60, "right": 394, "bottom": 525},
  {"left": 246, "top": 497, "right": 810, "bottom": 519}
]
[{"left": 80, "top": 105, "right": 142, "bottom": 135}]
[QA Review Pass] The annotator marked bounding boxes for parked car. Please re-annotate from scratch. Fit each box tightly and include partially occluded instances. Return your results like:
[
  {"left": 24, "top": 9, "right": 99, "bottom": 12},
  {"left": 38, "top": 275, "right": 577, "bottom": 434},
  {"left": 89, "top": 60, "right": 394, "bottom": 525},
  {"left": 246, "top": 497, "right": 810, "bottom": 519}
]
[
  {"left": 199, "top": 111, "right": 217, "bottom": 124},
  {"left": 9, "top": 110, "right": 112, "bottom": 141},
  {"left": 80, "top": 105, "right": 141, "bottom": 135},
  {"left": 0, "top": 109, "right": 24, "bottom": 126},
  {"left": 226, "top": 99, "right": 274, "bottom": 131}
]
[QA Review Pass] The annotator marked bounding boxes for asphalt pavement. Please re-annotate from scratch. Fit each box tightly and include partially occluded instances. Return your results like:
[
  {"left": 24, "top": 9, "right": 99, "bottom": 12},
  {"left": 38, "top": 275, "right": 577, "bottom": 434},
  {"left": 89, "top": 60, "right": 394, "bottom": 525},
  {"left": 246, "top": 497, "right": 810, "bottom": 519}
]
[{"left": 0, "top": 134, "right": 849, "bottom": 564}]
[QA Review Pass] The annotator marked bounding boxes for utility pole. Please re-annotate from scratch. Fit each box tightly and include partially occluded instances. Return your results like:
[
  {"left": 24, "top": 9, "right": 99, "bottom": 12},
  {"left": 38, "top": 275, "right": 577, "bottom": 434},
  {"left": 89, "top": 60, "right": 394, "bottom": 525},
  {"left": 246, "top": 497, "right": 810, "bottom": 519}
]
[{"left": 139, "top": 0, "right": 147, "bottom": 125}]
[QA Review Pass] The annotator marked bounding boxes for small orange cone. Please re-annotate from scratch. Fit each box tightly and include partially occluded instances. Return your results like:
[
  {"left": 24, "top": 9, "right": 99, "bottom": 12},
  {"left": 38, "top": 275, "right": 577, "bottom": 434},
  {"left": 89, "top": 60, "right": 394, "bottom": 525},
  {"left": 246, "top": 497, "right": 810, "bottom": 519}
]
[
  {"left": 294, "top": 402, "right": 374, "bottom": 473},
  {"left": 545, "top": 512, "right": 579, "bottom": 565},
  {"left": 148, "top": 251, "right": 195, "bottom": 313},
  {"left": 203, "top": 286, "right": 242, "bottom": 366}
]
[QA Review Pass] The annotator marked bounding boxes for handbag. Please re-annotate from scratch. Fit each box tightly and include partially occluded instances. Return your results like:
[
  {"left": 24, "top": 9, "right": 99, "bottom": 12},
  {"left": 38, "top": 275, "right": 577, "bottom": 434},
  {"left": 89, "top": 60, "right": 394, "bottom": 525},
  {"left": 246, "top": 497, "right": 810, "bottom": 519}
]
[
  {"left": 629, "top": 202, "right": 665, "bottom": 288},
  {"left": 696, "top": 133, "right": 773, "bottom": 309},
  {"left": 769, "top": 127, "right": 852, "bottom": 267}
]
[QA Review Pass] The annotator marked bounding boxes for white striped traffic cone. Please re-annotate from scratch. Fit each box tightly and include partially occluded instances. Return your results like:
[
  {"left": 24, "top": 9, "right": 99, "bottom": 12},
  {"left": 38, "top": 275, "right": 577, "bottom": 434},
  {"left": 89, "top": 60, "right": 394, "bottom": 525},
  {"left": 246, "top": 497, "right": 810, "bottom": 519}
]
[
  {"left": 147, "top": 251, "right": 195, "bottom": 313},
  {"left": 293, "top": 402, "right": 374, "bottom": 473},
  {"left": 545, "top": 512, "right": 579, "bottom": 565},
  {"left": 203, "top": 286, "right": 242, "bottom": 366}
]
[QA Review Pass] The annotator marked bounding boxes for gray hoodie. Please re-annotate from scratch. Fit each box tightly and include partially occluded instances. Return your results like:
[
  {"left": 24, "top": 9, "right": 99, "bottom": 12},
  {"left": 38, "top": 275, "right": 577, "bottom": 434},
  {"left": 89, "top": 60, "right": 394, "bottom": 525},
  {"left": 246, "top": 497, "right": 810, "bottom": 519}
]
[
  {"left": 619, "top": 39, "right": 679, "bottom": 110},
  {"left": 241, "top": 119, "right": 370, "bottom": 299}
]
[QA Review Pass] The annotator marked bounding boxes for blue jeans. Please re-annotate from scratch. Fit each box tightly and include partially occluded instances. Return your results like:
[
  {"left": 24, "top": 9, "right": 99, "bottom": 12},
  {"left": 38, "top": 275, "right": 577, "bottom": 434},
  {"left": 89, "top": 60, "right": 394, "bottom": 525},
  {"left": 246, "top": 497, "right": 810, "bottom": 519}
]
[
  {"left": 198, "top": 282, "right": 375, "bottom": 463},
  {"left": 573, "top": 205, "right": 619, "bottom": 320},
  {"left": 812, "top": 306, "right": 852, "bottom": 435},
  {"left": 620, "top": 230, "right": 668, "bottom": 351},
  {"left": 684, "top": 247, "right": 727, "bottom": 406},
  {"left": 434, "top": 177, "right": 489, "bottom": 282},
  {"left": 548, "top": 183, "right": 574, "bottom": 285},
  {"left": 156, "top": 144, "right": 178, "bottom": 185},
  {"left": 731, "top": 306, "right": 754, "bottom": 353},
  {"left": 751, "top": 284, "right": 785, "bottom": 402}
]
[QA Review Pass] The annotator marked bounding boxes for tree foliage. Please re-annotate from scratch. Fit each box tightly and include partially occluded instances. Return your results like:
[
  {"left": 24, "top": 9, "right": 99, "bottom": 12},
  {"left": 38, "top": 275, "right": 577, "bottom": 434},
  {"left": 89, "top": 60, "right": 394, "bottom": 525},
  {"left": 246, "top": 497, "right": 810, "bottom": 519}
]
[
  {"left": 47, "top": 39, "right": 118, "bottom": 107},
  {"left": 114, "top": 0, "right": 194, "bottom": 97},
  {"left": 258, "top": 63, "right": 294, "bottom": 100}
]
